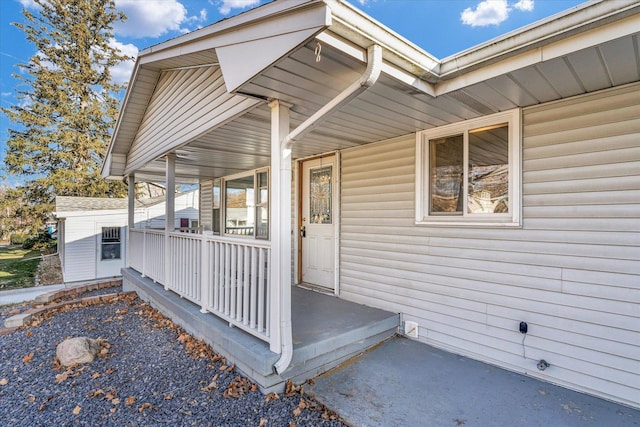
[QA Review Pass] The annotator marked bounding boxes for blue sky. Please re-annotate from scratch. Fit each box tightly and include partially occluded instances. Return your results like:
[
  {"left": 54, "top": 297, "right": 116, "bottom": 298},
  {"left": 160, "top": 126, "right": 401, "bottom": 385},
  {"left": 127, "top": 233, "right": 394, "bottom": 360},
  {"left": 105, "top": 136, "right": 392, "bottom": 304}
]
[{"left": 0, "top": 0, "right": 585, "bottom": 186}]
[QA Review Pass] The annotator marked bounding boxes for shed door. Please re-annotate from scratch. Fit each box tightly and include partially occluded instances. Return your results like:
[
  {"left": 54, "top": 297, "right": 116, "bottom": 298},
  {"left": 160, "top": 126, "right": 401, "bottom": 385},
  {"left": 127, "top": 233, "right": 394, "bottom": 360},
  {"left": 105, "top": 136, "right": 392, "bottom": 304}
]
[{"left": 300, "top": 155, "right": 336, "bottom": 290}]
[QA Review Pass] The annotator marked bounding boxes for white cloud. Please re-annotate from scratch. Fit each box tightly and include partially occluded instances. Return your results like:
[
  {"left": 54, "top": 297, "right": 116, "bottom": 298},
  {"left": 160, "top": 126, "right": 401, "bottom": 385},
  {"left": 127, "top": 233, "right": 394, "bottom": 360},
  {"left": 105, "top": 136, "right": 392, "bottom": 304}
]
[
  {"left": 461, "top": 0, "right": 509, "bottom": 27},
  {"left": 17, "top": 0, "right": 39, "bottom": 9},
  {"left": 461, "top": 0, "right": 534, "bottom": 27},
  {"left": 113, "top": 0, "right": 188, "bottom": 38},
  {"left": 184, "top": 8, "right": 208, "bottom": 31},
  {"left": 217, "top": 0, "right": 260, "bottom": 16},
  {"left": 1, "top": 92, "right": 11, "bottom": 97},
  {"left": 108, "top": 39, "right": 138, "bottom": 85},
  {"left": 514, "top": 0, "right": 534, "bottom": 12}
]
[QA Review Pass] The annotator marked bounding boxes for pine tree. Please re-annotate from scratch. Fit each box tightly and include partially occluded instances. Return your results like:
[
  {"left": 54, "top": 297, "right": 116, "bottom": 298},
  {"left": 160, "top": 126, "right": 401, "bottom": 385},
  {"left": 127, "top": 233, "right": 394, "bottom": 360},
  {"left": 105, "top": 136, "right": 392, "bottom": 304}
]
[{"left": 1, "top": 0, "right": 129, "bottom": 234}]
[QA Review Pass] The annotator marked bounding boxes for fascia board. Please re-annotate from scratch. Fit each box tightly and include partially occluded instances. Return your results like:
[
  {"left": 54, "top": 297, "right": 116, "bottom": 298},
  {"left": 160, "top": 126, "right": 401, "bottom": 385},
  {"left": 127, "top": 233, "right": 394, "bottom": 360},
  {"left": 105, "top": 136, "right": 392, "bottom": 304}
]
[
  {"left": 138, "top": 1, "right": 328, "bottom": 67},
  {"left": 102, "top": 56, "right": 143, "bottom": 177},
  {"left": 435, "top": 12, "right": 640, "bottom": 96}
]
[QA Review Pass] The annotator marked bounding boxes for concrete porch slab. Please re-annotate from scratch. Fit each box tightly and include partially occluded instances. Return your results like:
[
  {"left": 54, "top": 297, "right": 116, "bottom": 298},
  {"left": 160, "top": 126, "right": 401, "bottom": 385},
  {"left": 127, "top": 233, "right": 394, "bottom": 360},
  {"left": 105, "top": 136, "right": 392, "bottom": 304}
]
[
  {"left": 122, "top": 268, "right": 398, "bottom": 394},
  {"left": 307, "top": 337, "right": 640, "bottom": 427}
]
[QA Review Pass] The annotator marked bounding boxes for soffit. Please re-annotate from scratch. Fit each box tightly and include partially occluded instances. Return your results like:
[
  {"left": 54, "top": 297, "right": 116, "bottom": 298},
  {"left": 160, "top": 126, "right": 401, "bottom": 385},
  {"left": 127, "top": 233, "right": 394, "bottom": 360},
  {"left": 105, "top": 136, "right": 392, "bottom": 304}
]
[{"left": 110, "top": 0, "right": 640, "bottom": 183}]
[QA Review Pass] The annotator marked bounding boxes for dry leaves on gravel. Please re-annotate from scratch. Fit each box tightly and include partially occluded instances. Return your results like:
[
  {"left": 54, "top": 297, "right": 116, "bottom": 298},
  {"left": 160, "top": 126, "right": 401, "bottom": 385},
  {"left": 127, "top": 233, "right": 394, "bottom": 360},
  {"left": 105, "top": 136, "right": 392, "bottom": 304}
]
[{"left": 223, "top": 376, "right": 257, "bottom": 398}]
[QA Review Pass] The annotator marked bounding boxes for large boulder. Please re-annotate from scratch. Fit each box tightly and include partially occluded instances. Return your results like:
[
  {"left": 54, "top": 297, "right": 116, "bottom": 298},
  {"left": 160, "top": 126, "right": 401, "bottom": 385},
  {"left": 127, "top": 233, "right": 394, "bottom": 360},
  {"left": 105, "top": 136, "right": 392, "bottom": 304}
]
[{"left": 56, "top": 337, "right": 100, "bottom": 366}]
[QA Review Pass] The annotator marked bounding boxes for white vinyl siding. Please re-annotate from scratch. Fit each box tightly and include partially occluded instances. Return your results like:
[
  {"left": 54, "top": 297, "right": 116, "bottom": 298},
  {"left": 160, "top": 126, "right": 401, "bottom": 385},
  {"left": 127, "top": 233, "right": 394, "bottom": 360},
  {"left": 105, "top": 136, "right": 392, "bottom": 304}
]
[
  {"left": 60, "top": 216, "right": 100, "bottom": 283},
  {"left": 339, "top": 83, "right": 640, "bottom": 408},
  {"left": 140, "top": 192, "right": 200, "bottom": 230},
  {"left": 124, "top": 67, "right": 260, "bottom": 175}
]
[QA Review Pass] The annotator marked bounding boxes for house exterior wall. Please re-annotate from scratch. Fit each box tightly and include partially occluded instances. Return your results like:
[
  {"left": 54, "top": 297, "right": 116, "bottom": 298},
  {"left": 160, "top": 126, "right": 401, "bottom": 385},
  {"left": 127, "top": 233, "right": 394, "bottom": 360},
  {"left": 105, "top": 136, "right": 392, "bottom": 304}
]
[
  {"left": 338, "top": 83, "right": 639, "bottom": 407},
  {"left": 141, "top": 191, "right": 200, "bottom": 229}
]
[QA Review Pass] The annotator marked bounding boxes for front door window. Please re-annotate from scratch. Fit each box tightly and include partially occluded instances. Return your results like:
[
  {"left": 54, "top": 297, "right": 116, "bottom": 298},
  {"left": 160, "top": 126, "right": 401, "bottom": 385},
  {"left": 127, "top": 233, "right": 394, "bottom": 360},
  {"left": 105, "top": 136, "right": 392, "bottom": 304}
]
[{"left": 309, "top": 166, "right": 332, "bottom": 224}]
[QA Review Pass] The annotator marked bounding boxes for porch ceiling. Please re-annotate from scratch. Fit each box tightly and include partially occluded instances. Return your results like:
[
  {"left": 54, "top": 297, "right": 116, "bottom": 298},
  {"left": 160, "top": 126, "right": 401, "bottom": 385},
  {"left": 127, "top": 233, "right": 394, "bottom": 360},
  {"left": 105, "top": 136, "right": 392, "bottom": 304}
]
[{"left": 108, "top": 0, "right": 640, "bottom": 184}]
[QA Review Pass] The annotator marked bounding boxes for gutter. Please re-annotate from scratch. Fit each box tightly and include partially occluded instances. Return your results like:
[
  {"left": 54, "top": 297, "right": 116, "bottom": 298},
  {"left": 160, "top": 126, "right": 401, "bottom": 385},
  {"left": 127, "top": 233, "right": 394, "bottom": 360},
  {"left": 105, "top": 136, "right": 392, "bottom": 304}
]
[{"left": 273, "top": 43, "right": 382, "bottom": 375}]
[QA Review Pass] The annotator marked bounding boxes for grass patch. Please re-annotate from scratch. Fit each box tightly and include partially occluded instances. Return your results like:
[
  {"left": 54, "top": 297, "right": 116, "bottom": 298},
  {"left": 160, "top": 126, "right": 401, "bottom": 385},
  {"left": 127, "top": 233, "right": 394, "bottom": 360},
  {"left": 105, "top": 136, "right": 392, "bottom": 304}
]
[{"left": 0, "top": 245, "right": 42, "bottom": 291}]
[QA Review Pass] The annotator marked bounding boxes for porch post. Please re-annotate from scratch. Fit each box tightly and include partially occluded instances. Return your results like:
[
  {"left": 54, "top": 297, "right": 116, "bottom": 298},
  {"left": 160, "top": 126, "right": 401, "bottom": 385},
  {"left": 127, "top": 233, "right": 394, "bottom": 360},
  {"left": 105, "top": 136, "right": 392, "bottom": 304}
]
[
  {"left": 127, "top": 173, "right": 135, "bottom": 269},
  {"left": 165, "top": 153, "right": 176, "bottom": 232},
  {"left": 165, "top": 154, "right": 176, "bottom": 290},
  {"left": 268, "top": 100, "right": 293, "bottom": 368}
]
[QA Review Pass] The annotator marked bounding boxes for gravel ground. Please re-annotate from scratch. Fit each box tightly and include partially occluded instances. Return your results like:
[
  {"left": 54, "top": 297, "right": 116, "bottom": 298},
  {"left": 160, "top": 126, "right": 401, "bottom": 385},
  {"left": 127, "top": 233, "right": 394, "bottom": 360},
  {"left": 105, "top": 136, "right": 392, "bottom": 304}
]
[{"left": 0, "top": 294, "right": 345, "bottom": 426}]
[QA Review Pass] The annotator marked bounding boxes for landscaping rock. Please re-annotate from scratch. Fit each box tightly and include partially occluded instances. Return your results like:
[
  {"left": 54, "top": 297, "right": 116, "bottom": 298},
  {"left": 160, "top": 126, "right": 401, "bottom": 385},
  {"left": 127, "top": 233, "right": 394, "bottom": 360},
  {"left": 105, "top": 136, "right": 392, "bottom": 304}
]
[{"left": 56, "top": 337, "right": 100, "bottom": 366}]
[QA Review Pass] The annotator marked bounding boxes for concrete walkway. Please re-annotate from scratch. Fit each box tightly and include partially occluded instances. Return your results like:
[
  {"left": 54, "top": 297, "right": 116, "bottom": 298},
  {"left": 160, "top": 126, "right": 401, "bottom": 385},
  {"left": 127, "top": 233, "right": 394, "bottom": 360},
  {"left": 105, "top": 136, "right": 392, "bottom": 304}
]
[
  {"left": 307, "top": 337, "right": 639, "bottom": 427},
  {"left": 0, "top": 284, "right": 66, "bottom": 306}
]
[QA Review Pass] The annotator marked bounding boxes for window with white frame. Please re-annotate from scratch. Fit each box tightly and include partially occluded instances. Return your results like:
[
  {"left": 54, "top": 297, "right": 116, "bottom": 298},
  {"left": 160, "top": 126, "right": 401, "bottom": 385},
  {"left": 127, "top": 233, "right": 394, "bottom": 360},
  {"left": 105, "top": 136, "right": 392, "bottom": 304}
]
[
  {"left": 416, "top": 109, "right": 521, "bottom": 226},
  {"left": 221, "top": 168, "right": 269, "bottom": 238},
  {"left": 101, "top": 227, "right": 121, "bottom": 260}
]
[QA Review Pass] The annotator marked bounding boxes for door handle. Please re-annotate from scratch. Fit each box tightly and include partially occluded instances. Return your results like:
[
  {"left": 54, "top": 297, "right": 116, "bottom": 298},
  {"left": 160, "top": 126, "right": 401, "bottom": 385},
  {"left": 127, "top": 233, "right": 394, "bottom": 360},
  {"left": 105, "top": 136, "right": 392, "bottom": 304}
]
[{"left": 300, "top": 225, "right": 306, "bottom": 238}]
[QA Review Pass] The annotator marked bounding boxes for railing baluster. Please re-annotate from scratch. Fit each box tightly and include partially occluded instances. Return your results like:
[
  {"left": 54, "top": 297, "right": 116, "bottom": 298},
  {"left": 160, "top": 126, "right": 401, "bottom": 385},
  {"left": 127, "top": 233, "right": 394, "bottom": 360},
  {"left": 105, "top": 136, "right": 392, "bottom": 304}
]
[
  {"left": 258, "top": 248, "right": 265, "bottom": 333},
  {"left": 214, "top": 242, "right": 220, "bottom": 311},
  {"left": 243, "top": 246, "right": 250, "bottom": 325},
  {"left": 265, "top": 249, "right": 270, "bottom": 337},
  {"left": 250, "top": 246, "right": 257, "bottom": 329},
  {"left": 230, "top": 245, "right": 237, "bottom": 319},
  {"left": 224, "top": 243, "right": 231, "bottom": 315},
  {"left": 236, "top": 246, "right": 244, "bottom": 321}
]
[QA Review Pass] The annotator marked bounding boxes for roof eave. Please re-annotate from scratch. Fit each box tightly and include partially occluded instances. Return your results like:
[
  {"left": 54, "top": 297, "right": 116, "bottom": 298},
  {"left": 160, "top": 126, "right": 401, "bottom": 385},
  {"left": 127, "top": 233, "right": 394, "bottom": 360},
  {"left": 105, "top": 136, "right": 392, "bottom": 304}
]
[
  {"left": 325, "top": 0, "right": 441, "bottom": 80},
  {"left": 439, "top": 0, "right": 640, "bottom": 78}
]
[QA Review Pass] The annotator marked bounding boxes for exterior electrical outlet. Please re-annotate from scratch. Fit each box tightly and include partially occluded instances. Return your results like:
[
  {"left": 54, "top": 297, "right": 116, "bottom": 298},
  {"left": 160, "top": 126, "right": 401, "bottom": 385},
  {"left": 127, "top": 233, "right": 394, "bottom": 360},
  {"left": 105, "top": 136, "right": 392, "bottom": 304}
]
[{"left": 404, "top": 321, "right": 419, "bottom": 339}]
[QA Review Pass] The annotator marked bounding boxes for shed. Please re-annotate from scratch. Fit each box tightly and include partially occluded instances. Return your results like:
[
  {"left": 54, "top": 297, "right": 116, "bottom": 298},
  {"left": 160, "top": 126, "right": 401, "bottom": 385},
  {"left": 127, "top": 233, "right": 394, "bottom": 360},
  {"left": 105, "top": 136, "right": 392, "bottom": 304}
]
[{"left": 55, "top": 190, "right": 199, "bottom": 283}]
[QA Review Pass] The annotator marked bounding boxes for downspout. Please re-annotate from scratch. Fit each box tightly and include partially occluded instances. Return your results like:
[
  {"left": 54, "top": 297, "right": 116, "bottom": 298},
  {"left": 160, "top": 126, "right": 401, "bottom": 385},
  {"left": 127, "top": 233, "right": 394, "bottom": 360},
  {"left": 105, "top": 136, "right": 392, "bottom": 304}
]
[
  {"left": 281, "top": 43, "right": 383, "bottom": 151},
  {"left": 273, "top": 43, "right": 382, "bottom": 375}
]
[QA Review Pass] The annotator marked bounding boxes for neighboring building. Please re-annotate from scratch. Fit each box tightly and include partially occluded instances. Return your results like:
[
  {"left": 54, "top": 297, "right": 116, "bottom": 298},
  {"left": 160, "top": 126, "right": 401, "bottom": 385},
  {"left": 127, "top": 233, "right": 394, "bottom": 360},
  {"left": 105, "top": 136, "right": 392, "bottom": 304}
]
[
  {"left": 102, "top": 0, "right": 639, "bottom": 408},
  {"left": 55, "top": 190, "right": 199, "bottom": 283}
]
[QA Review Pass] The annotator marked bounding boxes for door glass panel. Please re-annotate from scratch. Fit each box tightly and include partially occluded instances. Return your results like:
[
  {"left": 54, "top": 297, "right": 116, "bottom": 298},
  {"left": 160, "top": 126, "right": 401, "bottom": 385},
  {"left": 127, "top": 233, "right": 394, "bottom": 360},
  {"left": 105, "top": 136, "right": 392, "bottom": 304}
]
[{"left": 309, "top": 166, "right": 332, "bottom": 224}]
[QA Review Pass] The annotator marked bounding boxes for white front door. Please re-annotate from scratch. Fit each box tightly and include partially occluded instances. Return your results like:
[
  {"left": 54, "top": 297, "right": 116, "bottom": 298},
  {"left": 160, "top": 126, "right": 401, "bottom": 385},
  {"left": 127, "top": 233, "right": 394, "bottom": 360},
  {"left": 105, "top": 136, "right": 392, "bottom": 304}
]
[{"left": 300, "top": 155, "right": 337, "bottom": 290}]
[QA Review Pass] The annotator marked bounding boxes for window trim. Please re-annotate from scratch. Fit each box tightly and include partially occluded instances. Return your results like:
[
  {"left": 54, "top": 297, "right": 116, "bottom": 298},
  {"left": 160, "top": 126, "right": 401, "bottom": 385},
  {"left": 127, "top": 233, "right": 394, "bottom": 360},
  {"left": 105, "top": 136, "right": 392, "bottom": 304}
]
[
  {"left": 219, "top": 167, "right": 270, "bottom": 239},
  {"left": 255, "top": 167, "right": 270, "bottom": 240},
  {"left": 415, "top": 108, "right": 521, "bottom": 227},
  {"left": 100, "top": 226, "right": 122, "bottom": 260}
]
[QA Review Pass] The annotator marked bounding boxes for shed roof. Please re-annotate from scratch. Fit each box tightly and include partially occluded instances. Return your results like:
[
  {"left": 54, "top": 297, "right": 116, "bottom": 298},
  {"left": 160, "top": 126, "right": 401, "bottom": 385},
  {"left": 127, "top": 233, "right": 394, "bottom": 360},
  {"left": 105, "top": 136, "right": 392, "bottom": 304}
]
[
  {"left": 55, "top": 196, "right": 129, "bottom": 213},
  {"left": 55, "top": 190, "right": 196, "bottom": 216}
]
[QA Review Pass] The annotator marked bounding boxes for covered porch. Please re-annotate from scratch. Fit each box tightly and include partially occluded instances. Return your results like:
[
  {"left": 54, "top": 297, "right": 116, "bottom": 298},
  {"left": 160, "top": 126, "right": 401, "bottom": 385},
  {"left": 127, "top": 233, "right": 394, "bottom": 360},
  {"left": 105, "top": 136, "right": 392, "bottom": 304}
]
[{"left": 103, "top": 0, "right": 640, "bottom": 404}]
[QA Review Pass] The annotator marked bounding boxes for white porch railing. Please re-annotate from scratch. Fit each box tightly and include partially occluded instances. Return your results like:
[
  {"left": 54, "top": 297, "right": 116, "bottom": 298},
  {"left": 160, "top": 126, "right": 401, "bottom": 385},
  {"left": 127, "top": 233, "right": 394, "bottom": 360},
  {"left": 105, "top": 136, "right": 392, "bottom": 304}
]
[{"left": 128, "top": 228, "right": 271, "bottom": 343}]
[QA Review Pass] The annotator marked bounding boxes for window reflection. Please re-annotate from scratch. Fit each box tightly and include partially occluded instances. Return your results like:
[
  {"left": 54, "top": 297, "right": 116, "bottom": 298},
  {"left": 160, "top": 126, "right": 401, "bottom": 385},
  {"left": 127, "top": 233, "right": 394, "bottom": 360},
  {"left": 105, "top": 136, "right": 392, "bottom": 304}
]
[
  {"left": 468, "top": 124, "right": 509, "bottom": 214},
  {"left": 430, "top": 134, "right": 463, "bottom": 214},
  {"left": 225, "top": 175, "right": 254, "bottom": 236}
]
